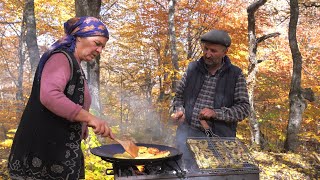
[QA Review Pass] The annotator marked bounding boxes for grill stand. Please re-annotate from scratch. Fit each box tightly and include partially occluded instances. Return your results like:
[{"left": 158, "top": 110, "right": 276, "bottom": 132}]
[
  {"left": 109, "top": 159, "right": 187, "bottom": 179},
  {"left": 110, "top": 158, "right": 259, "bottom": 180}
]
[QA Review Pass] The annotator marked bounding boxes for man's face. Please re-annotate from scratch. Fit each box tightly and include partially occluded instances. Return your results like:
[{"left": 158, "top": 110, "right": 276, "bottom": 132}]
[{"left": 202, "top": 43, "right": 227, "bottom": 67}]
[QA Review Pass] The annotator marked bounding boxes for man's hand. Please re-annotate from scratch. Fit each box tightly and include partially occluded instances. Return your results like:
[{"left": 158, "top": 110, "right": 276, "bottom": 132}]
[
  {"left": 198, "top": 108, "right": 216, "bottom": 120},
  {"left": 170, "top": 107, "right": 185, "bottom": 123},
  {"left": 171, "top": 111, "right": 185, "bottom": 122}
]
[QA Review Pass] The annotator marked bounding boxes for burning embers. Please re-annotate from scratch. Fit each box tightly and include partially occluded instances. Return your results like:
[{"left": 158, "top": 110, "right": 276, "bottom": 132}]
[
  {"left": 112, "top": 160, "right": 186, "bottom": 178},
  {"left": 136, "top": 165, "right": 144, "bottom": 172}
]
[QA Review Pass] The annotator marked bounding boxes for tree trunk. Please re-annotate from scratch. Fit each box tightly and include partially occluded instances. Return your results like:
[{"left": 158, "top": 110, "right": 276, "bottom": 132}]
[
  {"left": 155, "top": 44, "right": 165, "bottom": 102},
  {"left": 246, "top": 0, "right": 267, "bottom": 147},
  {"left": 247, "top": 0, "right": 281, "bottom": 149},
  {"left": 14, "top": 3, "right": 28, "bottom": 114},
  {"left": 186, "top": 21, "right": 192, "bottom": 59},
  {"left": 16, "top": 0, "right": 39, "bottom": 101},
  {"left": 284, "top": 0, "right": 305, "bottom": 152},
  {"left": 75, "top": 0, "right": 102, "bottom": 113},
  {"left": 75, "top": 0, "right": 101, "bottom": 17},
  {"left": 168, "top": 0, "right": 178, "bottom": 91},
  {"left": 16, "top": 26, "right": 25, "bottom": 102},
  {"left": 16, "top": 0, "right": 34, "bottom": 102},
  {"left": 24, "top": 0, "right": 40, "bottom": 75}
]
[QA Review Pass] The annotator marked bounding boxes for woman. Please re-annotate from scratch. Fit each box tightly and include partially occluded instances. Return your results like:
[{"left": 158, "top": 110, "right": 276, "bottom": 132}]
[{"left": 8, "top": 17, "right": 114, "bottom": 180}]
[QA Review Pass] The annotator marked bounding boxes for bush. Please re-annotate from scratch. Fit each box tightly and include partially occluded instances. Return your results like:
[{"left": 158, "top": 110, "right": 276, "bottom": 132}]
[{"left": 82, "top": 128, "right": 114, "bottom": 180}]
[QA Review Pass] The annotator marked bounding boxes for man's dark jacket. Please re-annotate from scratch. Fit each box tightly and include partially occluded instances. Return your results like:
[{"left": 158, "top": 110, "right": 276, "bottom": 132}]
[{"left": 183, "top": 56, "right": 242, "bottom": 137}]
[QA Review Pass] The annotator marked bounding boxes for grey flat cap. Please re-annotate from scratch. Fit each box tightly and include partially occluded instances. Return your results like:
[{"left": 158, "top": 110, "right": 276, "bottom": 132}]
[{"left": 200, "top": 30, "right": 231, "bottom": 47}]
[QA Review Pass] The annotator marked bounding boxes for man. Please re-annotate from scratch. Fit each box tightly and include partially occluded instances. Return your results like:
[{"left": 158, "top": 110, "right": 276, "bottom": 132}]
[{"left": 171, "top": 29, "right": 250, "bottom": 168}]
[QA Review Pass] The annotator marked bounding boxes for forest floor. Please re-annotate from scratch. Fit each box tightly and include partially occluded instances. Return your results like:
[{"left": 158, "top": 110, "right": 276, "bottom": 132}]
[
  {"left": 251, "top": 150, "right": 319, "bottom": 179},
  {"left": 0, "top": 124, "right": 319, "bottom": 179}
]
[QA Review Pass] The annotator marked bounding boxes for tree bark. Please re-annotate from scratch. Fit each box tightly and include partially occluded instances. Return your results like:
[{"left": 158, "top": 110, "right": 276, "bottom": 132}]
[
  {"left": 168, "top": 0, "right": 179, "bottom": 91},
  {"left": 246, "top": 0, "right": 267, "bottom": 148},
  {"left": 24, "top": 0, "right": 40, "bottom": 75},
  {"left": 247, "top": 0, "right": 280, "bottom": 148},
  {"left": 17, "top": 18, "right": 26, "bottom": 103},
  {"left": 16, "top": 25, "right": 25, "bottom": 102},
  {"left": 284, "top": 0, "right": 305, "bottom": 152},
  {"left": 75, "top": 0, "right": 102, "bottom": 113},
  {"left": 75, "top": 0, "right": 101, "bottom": 17}
]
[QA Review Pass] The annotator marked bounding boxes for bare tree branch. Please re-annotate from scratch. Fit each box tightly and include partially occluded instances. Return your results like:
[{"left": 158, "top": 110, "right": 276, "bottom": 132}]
[
  {"left": 152, "top": 0, "right": 166, "bottom": 10},
  {"left": 257, "top": 32, "right": 281, "bottom": 43},
  {"left": 247, "top": 0, "right": 267, "bottom": 14},
  {"left": 0, "top": 21, "right": 21, "bottom": 24},
  {"left": 301, "top": 2, "right": 320, "bottom": 8},
  {"left": 103, "top": 0, "right": 118, "bottom": 12}
]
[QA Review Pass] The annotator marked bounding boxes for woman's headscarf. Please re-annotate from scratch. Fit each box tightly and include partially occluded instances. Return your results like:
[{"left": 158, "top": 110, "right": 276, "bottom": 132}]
[{"left": 37, "top": 16, "right": 109, "bottom": 80}]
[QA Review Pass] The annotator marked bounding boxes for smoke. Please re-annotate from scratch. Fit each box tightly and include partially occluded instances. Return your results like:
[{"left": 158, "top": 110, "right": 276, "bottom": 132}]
[{"left": 101, "top": 89, "right": 176, "bottom": 147}]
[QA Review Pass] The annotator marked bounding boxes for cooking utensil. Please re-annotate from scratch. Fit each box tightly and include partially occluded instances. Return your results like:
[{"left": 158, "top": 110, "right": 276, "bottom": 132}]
[
  {"left": 187, "top": 137, "right": 259, "bottom": 172},
  {"left": 199, "top": 119, "right": 215, "bottom": 137},
  {"left": 113, "top": 138, "right": 139, "bottom": 158},
  {"left": 90, "top": 143, "right": 182, "bottom": 165}
]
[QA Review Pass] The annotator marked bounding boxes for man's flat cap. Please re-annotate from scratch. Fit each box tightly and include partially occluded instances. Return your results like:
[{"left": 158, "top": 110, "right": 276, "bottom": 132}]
[{"left": 200, "top": 30, "right": 231, "bottom": 47}]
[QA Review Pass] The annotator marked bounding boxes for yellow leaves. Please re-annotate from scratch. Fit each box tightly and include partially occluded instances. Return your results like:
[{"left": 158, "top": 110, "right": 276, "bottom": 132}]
[
  {"left": 0, "top": 139, "right": 13, "bottom": 148},
  {"left": 236, "top": 134, "right": 244, "bottom": 140},
  {"left": 6, "top": 134, "right": 14, "bottom": 138},
  {"left": 83, "top": 151, "right": 113, "bottom": 180},
  {"left": 34, "top": 0, "right": 74, "bottom": 35},
  {"left": 312, "top": 152, "right": 320, "bottom": 164},
  {"left": 251, "top": 151, "right": 316, "bottom": 179},
  {"left": 299, "top": 131, "right": 320, "bottom": 143},
  {"left": 111, "top": 125, "right": 120, "bottom": 134},
  {"left": 8, "top": 129, "right": 16, "bottom": 133},
  {"left": 0, "top": 129, "right": 16, "bottom": 148},
  {"left": 251, "top": 151, "right": 274, "bottom": 162},
  {"left": 81, "top": 129, "right": 113, "bottom": 180}
]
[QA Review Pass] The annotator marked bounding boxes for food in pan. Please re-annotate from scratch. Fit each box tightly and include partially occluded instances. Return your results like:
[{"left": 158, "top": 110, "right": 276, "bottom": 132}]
[
  {"left": 113, "top": 146, "right": 170, "bottom": 159},
  {"left": 113, "top": 152, "right": 133, "bottom": 159},
  {"left": 148, "top": 150, "right": 170, "bottom": 159},
  {"left": 147, "top": 147, "right": 160, "bottom": 154},
  {"left": 138, "top": 146, "right": 148, "bottom": 153}
]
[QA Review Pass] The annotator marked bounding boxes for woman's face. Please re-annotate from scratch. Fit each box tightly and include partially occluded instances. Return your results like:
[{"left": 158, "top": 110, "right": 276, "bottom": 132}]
[{"left": 75, "top": 36, "right": 109, "bottom": 62}]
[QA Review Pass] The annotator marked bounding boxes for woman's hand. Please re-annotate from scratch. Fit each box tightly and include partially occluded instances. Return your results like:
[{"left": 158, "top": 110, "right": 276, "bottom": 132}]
[
  {"left": 81, "top": 123, "right": 89, "bottom": 140},
  {"left": 75, "top": 109, "right": 114, "bottom": 139},
  {"left": 87, "top": 116, "right": 114, "bottom": 139}
]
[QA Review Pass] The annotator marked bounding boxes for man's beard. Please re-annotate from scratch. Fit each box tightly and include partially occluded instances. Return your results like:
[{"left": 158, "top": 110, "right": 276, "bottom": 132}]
[{"left": 204, "top": 57, "right": 220, "bottom": 68}]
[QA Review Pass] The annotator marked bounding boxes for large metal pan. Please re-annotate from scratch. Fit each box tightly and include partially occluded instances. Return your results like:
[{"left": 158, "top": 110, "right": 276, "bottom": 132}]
[{"left": 90, "top": 143, "right": 182, "bottom": 165}]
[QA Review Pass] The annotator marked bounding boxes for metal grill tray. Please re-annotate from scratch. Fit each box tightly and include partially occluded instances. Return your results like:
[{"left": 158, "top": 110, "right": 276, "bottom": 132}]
[{"left": 187, "top": 137, "right": 259, "bottom": 174}]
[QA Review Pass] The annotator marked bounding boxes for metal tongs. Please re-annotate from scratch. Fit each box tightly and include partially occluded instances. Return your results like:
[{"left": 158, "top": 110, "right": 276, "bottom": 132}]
[{"left": 199, "top": 119, "right": 216, "bottom": 137}]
